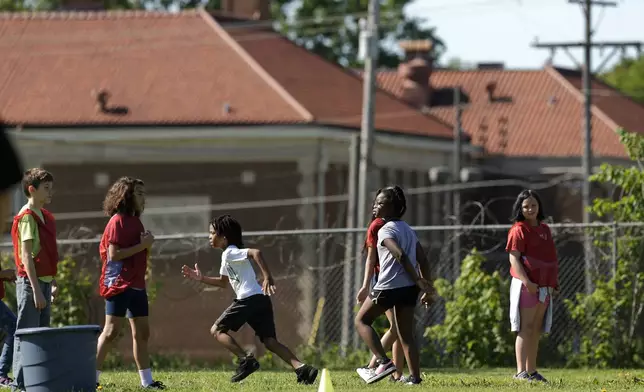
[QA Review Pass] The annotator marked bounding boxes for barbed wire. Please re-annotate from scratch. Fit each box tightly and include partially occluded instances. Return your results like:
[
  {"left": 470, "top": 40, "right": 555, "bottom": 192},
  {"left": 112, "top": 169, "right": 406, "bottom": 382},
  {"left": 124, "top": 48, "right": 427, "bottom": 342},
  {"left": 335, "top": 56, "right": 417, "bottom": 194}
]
[{"left": 3, "top": 172, "right": 580, "bottom": 223}]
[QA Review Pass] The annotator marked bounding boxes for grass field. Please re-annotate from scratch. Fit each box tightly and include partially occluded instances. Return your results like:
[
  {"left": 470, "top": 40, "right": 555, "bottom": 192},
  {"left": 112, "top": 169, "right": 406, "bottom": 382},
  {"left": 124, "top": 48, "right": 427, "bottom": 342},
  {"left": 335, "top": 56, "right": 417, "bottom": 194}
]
[{"left": 98, "top": 368, "right": 644, "bottom": 391}]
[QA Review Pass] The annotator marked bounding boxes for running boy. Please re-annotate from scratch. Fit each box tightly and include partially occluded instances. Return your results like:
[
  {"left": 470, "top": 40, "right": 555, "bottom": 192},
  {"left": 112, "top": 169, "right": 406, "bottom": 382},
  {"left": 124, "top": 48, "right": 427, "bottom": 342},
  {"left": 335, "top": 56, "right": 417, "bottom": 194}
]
[
  {"left": 96, "top": 177, "right": 164, "bottom": 390},
  {"left": 354, "top": 186, "right": 433, "bottom": 385},
  {"left": 10, "top": 168, "right": 59, "bottom": 391},
  {"left": 181, "top": 215, "right": 319, "bottom": 385},
  {"left": 356, "top": 216, "right": 405, "bottom": 382},
  {"left": 506, "top": 189, "right": 558, "bottom": 383}
]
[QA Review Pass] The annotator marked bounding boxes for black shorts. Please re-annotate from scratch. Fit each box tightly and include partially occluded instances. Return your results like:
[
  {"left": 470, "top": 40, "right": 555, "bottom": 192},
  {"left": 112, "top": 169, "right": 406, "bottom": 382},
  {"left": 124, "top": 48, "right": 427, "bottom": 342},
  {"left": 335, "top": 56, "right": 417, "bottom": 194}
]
[
  {"left": 370, "top": 285, "right": 420, "bottom": 310},
  {"left": 105, "top": 288, "right": 149, "bottom": 318},
  {"left": 215, "top": 294, "right": 276, "bottom": 343}
]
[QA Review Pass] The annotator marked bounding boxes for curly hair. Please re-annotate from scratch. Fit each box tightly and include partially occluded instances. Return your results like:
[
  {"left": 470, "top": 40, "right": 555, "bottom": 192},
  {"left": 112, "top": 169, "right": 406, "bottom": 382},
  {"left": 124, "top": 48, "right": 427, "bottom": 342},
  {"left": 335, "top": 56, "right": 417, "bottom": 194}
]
[
  {"left": 211, "top": 214, "right": 244, "bottom": 248},
  {"left": 22, "top": 168, "right": 54, "bottom": 197},
  {"left": 102, "top": 176, "right": 145, "bottom": 217}
]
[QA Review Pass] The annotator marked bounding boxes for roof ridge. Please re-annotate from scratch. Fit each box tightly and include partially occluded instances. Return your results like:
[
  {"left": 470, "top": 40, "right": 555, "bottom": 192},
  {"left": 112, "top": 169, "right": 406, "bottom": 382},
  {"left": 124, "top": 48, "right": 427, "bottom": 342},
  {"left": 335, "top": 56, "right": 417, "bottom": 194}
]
[
  {"left": 544, "top": 65, "right": 620, "bottom": 131},
  {"left": 0, "top": 9, "right": 201, "bottom": 20},
  {"left": 197, "top": 8, "right": 314, "bottom": 122}
]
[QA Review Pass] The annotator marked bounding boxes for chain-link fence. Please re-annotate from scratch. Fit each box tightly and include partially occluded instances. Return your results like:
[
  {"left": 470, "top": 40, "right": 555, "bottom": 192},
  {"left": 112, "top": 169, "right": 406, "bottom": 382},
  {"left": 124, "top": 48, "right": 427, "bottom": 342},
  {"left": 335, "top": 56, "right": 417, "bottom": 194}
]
[{"left": 1, "top": 222, "right": 642, "bottom": 364}]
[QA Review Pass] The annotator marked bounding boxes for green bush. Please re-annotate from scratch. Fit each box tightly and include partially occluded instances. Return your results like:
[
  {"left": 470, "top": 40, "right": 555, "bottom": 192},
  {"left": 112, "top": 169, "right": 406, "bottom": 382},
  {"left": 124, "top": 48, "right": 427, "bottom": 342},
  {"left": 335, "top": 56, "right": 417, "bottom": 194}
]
[
  {"left": 424, "top": 249, "right": 514, "bottom": 368},
  {"left": 50, "top": 256, "right": 95, "bottom": 327},
  {"left": 560, "top": 128, "right": 644, "bottom": 368}
]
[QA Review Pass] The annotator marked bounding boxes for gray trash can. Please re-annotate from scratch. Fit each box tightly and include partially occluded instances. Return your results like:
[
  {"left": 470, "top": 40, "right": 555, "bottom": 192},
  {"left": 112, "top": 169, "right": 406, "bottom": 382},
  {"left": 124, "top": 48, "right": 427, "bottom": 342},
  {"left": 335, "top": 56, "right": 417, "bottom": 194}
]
[{"left": 15, "top": 325, "right": 101, "bottom": 392}]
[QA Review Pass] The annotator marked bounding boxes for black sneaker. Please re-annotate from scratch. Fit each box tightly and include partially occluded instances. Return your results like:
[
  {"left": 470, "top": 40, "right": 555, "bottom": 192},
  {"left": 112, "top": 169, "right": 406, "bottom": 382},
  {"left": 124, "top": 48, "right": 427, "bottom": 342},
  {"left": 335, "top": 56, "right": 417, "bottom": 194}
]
[
  {"left": 231, "top": 356, "right": 260, "bottom": 383},
  {"left": 529, "top": 371, "right": 548, "bottom": 383},
  {"left": 405, "top": 375, "right": 422, "bottom": 385},
  {"left": 295, "top": 364, "right": 319, "bottom": 385},
  {"left": 143, "top": 381, "right": 166, "bottom": 389}
]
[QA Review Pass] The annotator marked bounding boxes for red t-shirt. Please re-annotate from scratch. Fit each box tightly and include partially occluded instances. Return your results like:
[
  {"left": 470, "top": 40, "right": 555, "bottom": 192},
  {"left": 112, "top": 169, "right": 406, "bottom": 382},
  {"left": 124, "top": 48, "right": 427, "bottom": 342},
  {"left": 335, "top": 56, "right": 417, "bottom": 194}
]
[
  {"left": 365, "top": 218, "right": 385, "bottom": 274},
  {"left": 505, "top": 221, "right": 559, "bottom": 289},
  {"left": 99, "top": 213, "right": 148, "bottom": 298}
]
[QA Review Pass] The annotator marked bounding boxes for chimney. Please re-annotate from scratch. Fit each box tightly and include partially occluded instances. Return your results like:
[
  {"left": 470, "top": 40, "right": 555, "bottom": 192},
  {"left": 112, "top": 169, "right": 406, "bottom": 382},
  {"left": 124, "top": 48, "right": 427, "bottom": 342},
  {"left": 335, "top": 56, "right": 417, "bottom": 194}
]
[
  {"left": 58, "top": 0, "right": 104, "bottom": 10},
  {"left": 397, "top": 40, "right": 434, "bottom": 109},
  {"left": 221, "top": 0, "right": 272, "bottom": 21},
  {"left": 485, "top": 81, "right": 497, "bottom": 103}
]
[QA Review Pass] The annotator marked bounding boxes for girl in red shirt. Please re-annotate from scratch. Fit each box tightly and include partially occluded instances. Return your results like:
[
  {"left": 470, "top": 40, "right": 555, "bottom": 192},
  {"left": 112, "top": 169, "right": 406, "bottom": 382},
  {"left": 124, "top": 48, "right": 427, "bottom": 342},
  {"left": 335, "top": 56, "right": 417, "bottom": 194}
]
[
  {"left": 96, "top": 177, "right": 164, "bottom": 390},
  {"left": 505, "top": 190, "right": 559, "bottom": 383}
]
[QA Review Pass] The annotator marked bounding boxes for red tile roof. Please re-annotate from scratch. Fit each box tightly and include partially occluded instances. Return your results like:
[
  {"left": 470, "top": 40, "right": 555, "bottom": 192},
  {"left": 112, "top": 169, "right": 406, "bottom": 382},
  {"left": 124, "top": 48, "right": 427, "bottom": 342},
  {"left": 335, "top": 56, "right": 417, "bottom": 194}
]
[
  {"left": 375, "top": 66, "right": 644, "bottom": 158},
  {"left": 221, "top": 20, "right": 453, "bottom": 138},
  {"left": 0, "top": 10, "right": 306, "bottom": 125},
  {"left": 0, "top": 10, "right": 453, "bottom": 140}
]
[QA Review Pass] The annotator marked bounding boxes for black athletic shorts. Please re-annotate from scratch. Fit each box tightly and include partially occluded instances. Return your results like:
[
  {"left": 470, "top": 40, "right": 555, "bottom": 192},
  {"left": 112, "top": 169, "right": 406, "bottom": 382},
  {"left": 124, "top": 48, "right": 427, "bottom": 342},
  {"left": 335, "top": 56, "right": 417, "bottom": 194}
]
[
  {"left": 369, "top": 285, "right": 420, "bottom": 310},
  {"left": 215, "top": 294, "right": 276, "bottom": 343}
]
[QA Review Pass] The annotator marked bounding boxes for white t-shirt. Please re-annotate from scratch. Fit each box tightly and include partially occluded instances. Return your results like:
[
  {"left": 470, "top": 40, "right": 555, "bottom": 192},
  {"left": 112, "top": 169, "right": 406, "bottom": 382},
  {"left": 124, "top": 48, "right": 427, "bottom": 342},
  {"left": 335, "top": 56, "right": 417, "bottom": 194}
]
[
  {"left": 220, "top": 245, "right": 264, "bottom": 300},
  {"left": 374, "top": 220, "right": 419, "bottom": 290}
]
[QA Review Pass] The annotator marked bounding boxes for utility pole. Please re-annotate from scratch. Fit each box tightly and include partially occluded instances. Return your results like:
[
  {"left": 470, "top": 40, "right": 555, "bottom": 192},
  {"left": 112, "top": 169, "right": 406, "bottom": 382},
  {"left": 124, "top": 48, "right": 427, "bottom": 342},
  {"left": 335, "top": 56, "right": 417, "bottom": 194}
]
[
  {"left": 531, "top": 0, "right": 642, "bottom": 294},
  {"left": 352, "top": 0, "right": 380, "bottom": 349},
  {"left": 452, "top": 87, "right": 463, "bottom": 280}
]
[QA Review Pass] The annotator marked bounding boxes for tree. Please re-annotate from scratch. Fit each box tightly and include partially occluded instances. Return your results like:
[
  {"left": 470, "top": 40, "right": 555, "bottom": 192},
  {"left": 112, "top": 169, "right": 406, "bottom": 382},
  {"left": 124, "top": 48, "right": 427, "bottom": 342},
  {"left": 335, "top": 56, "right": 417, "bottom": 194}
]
[
  {"left": 443, "top": 57, "right": 475, "bottom": 70},
  {"left": 271, "top": 0, "right": 444, "bottom": 68},
  {"left": 0, "top": 0, "right": 219, "bottom": 11},
  {"left": 601, "top": 55, "right": 644, "bottom": 104},
  {"left": 560, "top": 128, "right": 644, "bottom": 367}
]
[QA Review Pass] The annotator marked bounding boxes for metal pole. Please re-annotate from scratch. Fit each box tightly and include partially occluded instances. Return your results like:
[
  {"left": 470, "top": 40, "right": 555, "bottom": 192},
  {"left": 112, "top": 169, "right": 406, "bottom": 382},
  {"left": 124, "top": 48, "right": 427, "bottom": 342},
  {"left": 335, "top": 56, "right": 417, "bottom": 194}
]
[
  {"left": 611, "top": 221, "right": 617, "bottom": 279},
  {"left": 356, "top": 0, "right": 380, "bottom": 233},
  {"left": 316, "top": 143, "right": 327, "bottom": 344},
  {"left": 342, "top": 134, "right": 359, "bottom": 354},
  {"left": 453, "top": 88, "right": 462, "bottom": 279},
  {"left": 582, "top": 0, "right": 594, "bottom": 294},
  {"left": 354, "top": 0, "right": 380, "bottom": 349}
]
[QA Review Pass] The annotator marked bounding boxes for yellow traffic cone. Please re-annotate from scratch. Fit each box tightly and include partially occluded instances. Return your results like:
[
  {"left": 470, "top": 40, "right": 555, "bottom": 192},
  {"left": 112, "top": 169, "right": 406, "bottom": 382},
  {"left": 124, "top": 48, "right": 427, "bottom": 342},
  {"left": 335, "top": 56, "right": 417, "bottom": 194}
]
[{"left": 318, "top": 368, "right": 334, "bottom": 392}]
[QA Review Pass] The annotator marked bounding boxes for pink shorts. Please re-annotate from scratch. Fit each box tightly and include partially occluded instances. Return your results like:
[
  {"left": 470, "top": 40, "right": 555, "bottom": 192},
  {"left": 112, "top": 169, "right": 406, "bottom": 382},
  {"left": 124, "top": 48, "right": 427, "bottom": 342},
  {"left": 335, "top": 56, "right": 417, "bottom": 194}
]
[{"left": 519, "top": 284, "right": 551, "bottom": 308}]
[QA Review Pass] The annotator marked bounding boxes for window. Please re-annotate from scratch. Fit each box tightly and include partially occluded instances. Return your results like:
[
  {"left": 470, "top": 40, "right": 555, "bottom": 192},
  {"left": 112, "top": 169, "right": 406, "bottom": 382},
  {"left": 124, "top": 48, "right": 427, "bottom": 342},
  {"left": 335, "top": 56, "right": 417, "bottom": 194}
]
[
  {"left": 141, "top": 196, "right": 211, "bottom": 235},
  {"left": 140, "top": 195, "right": 211, "bottom": 253}
]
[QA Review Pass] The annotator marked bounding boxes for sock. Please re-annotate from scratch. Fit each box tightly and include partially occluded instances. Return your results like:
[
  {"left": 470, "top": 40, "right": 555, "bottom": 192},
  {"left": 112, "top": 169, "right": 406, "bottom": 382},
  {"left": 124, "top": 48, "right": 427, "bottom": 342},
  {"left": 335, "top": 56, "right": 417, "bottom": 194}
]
[
  {"left": 96, "top": 370, "right": 101, "bottom": 383},
  {"left": 139, "top": 368, "right": 153, "bottom": 387},
  {"left": 296, "top": 364, "right": 305, "bottom": 370}
]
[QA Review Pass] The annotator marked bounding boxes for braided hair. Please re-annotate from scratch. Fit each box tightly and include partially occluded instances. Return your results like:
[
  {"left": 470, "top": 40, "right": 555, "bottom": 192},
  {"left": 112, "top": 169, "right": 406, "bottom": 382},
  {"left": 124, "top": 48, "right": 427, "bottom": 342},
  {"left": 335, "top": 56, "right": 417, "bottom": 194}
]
[
  {"left": 210, "top": 214, "right": 244, "bottom": 248},
  {"left": 376, "top": 185, "right": 407, "bottom": 219},
  {"left": 361, "top": 185, "right": 407, "bottom": 254}
]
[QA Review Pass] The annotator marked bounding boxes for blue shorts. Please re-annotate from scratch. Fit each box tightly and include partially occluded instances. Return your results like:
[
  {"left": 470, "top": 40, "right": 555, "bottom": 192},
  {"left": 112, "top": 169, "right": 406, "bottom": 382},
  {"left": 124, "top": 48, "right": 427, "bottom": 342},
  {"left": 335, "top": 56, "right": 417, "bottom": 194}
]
[{"left": 105, "top": 288, "right": 149, "bottom": 318}]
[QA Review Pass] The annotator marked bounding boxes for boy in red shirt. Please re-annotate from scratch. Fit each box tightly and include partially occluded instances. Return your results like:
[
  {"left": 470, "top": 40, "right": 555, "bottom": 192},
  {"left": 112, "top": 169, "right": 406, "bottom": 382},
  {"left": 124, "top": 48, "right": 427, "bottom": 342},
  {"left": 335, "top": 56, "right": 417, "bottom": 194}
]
[
  {"left": 10, "top": 168, "right": 59, "bottom": 392},
  {"left": 95, "top": 177, "right": 164, "bottom": 390},
  {"left": 505, "top": 189, "right": 559, "bottom": 383}
]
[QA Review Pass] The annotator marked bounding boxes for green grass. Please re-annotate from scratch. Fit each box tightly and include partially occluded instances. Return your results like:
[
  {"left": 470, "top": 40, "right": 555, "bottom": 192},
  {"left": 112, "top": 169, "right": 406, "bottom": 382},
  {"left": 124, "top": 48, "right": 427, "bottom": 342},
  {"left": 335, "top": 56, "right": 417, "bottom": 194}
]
[{"left": 97, "top": 368, "right": 644, "bottom": 391}]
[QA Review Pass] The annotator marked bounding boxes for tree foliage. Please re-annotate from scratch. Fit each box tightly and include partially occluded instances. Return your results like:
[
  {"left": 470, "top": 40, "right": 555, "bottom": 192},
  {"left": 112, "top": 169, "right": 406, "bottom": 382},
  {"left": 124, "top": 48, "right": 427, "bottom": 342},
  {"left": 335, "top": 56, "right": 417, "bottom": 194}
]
[
  {"left": 272, "top": 0, "right": 444, "bottom": 68},
  {"left": 601, "top": 55, "right": 644, "bottom": 104}
]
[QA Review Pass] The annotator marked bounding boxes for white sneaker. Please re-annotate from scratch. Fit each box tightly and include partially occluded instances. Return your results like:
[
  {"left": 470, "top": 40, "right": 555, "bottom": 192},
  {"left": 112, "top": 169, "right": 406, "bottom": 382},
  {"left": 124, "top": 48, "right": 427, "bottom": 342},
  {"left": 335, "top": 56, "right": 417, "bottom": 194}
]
[
  {"left": 356, "top": 367, "right": 374, "bottom": 382},
  {"left": 365, "top": 359, "right": 396, "bottom": 384}
]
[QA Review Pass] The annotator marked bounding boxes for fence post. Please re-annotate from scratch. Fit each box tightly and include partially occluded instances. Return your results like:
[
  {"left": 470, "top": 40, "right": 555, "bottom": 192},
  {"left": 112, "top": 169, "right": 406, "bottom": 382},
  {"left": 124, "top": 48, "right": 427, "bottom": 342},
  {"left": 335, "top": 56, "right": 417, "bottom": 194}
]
[
  {"left": 611, "top": 221, "right": 618, "bottom": 279},
  {"left": 341, "top": 135, "right": 359, "bottom": 355}
]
